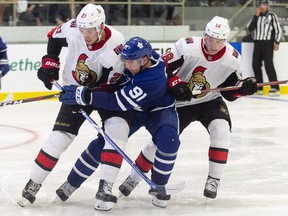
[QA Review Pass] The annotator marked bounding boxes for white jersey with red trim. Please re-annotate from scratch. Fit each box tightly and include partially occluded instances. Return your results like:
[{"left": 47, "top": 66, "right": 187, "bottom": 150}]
[
  {"left": 163, "top": 36, "right": 243, "bottom": 107},
  {"left": 49, "top": 19, "right": 125, "bottom": 87}
]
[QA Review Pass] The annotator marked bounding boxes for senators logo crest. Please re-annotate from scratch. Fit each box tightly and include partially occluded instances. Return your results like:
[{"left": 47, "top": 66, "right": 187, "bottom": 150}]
[
  {"left": 188, "top": 66, "right": 210, "bottom": 99},
  {"left": 72, "top": 54, "right": 97, "bottom": 86}
]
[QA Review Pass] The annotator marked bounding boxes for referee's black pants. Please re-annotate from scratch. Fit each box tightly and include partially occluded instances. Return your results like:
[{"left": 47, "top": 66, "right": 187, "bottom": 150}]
[{"left": 252, "top": 40, "right": 279, "bottom": 90}]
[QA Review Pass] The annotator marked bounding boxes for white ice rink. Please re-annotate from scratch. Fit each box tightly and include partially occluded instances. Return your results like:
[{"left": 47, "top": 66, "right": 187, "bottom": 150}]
[{"left": 1, "top": 95, "right": 288, "bottom": 216}]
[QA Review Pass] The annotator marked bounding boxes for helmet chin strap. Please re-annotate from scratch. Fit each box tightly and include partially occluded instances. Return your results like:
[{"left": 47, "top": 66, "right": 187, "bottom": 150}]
[
  {"left": 138, "top": 57, "right": 150, "bottom": 71},
  {"left": 95, "top": 23, "right": 105, "bottom": 43},
  {"left": 138, "top": 59, "right": 144, "bottom": 71},
  {"left": 95, "top": 33, "right": 102, "bottom": 43}
]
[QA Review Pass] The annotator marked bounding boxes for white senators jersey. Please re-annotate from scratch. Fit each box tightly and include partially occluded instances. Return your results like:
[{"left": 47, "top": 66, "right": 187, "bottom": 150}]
[
  {"left": 162, "top": 36, "right": 243, "bottom": 107},
  {"left": 48, "top": 19, "right": 125, "bottom": 87}
]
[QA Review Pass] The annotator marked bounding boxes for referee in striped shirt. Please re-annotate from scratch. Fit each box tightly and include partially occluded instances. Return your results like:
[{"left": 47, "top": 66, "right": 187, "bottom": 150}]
[{"left": 248, "top": 0, "right": 282, "bottom": 96}]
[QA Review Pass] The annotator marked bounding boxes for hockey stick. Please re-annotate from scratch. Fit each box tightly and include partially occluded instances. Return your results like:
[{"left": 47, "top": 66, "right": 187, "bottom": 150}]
[
  {"left": 191, "top": 80, "right": 288, "bottom": 95},
  {"left": 0, "top": 80, "right": 62, "bottom": 107},
  {"left": 53, "top": 82, "right": 184, "bottom": 196},
  {"left": 0, "top": 92, "right": 61, "bottom": 107}
]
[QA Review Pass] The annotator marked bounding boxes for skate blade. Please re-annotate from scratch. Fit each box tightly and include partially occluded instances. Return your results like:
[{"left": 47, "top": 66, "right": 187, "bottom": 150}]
[
  {"left": 51, "top": 195, "right": 64, "bottom": 203},
  {"left": 196, "top": 197, "right": 213, "bottom": 206},
  {"left": 204, "top": 197, "right": 210, "bottom": 205},
  {"left": 117, "top": 192, "right": 124, "bottom": 199},
  {"left": 151, "top": 196, "right": 167, "bottom": 208},
  {"left": 17, "top": 197, "right": 31, "bottom": 207},
  {"left": 94, "top": 200, "right": 115, "bottom": 211}
]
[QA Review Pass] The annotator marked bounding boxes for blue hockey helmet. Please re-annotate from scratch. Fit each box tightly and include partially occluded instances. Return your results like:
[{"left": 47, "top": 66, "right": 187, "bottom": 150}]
[{"left": 121, "top": 37, "right": 153, "bottom": 61}]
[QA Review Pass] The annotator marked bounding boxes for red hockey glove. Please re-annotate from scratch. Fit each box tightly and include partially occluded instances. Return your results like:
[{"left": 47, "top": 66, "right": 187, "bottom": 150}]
[
  {"left": 168, "top": 76, "right": 192, "bottom": 101},
  {"left": 37, "top": 54, "right": 60, "bottom": 90}
]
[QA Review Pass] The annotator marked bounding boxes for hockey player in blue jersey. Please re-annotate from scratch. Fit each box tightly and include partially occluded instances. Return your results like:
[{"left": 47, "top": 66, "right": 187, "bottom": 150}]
[
  {"left": 58, "top": 36, "right": 180, "bottom": 210},
  {"left": 0, "top": 36, "right": 10, "bottom": 89}
]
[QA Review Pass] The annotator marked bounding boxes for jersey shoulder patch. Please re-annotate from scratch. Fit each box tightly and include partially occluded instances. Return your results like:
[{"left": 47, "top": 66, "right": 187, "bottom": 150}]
[
  {"left": 113, "top": 44, "right": 123, "bottom": 55},
  {"left": 185, "top": 37, "right": 194, "bottom": 44},
  {"left": 70, "top": 20, "right": 77, "bottom": 28},
  {"left": 232, "top": 48, "right": 239, "bottom": 58}
]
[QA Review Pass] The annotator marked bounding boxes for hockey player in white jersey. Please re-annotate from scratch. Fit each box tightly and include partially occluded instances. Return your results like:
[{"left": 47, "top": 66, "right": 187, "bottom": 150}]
[
  {"left": 18, "top": 4, "right": 129, "bottom": 207},
  {"left": 118, "top": 16, "right": 258, "bottom": 200}
]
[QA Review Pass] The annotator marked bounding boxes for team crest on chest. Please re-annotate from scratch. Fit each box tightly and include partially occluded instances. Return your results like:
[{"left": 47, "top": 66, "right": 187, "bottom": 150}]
[
  {"left": 188, "top": 66, "right": 210, "bottom": 99},
  {"left": 72, "top": 53, "right": 97, "bottom": 86}
]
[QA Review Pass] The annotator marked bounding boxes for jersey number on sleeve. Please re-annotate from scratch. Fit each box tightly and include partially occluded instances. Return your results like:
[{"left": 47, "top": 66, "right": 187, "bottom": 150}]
[
  {"left": 129, "top": 86, "right": 147, "bottom": 102},
  {"left": 161, "top": 51, "right": 174, "bottom": 64}
]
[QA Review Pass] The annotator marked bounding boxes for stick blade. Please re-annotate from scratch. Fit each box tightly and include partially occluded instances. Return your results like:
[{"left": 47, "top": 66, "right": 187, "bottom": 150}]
[
  {"left": 165, "top": 181, "right": 185, "bottom": 195},
  {"left": 152, "top": 181, "right": 185, "bottom": 196}
]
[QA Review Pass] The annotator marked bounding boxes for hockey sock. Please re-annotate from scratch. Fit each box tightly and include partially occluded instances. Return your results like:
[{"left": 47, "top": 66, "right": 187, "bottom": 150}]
[
  {"left": 152, "top": 126, "right": 180, "bottom": 185},
  {"left": 67, "top": 138, "right": 104, "bottom": 187}
]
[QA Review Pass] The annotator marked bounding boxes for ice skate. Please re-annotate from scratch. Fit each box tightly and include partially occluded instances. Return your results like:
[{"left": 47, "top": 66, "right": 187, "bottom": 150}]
[
  {"left": 256, "top": 90, "right": 263, "bottom": 95},
  {"left": 94, "top": 179, "right": 117, "bottom": 211},
  {"left": 269, "top": 88, "right": 280, "bottom": 97},
  {"left": 55, "top": 181, "right": 78, "bottom": 202},
  {"left": 149, "top": 187, "right": 171, "bottom": 208},
  {"left": 203, "top": 176, "right": 220, "bottom": 199},
  {"left": 118, "top": 175, "right": 139, "bottom": 197},
  {"left": 17, "top": 179, "right": 41, "bottom": 207}
]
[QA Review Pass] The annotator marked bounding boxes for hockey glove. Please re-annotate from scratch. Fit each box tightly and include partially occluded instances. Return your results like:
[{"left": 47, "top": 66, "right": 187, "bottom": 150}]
[
  {"left": 0, "top": 59, "right": 10, "bottom": 77},
  {"left": 59, "top": 85, "right": 92, "bottom": 106},
  {"left": 238, "top": 77, "right": 257, "bottom": 96},
  {"left": 37, "top": 54, "right": 60, "bottom": 90},
  {"left": 168, "top": 76, "right": 192, "bottom": 101}
]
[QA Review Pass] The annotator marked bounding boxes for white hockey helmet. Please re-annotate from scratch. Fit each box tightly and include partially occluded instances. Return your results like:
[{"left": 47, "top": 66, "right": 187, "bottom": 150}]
[
  {"left": 205, "top": 16, "right": 230, "bottom": 40},
  {"left": 76, "top": 4, "right": 105, "bottom": 32}
]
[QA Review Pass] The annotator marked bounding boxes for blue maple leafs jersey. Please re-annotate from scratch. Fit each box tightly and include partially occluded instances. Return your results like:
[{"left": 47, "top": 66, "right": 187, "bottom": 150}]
[
  {"left": 90, "top": 52, "right": 175, "bottom": 112},
  {"left": 0, "top": 37, "right": 8, "bottom": 59}
]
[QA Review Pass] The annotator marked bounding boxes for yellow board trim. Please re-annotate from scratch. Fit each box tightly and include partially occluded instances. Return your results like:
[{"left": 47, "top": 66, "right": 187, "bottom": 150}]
[
  {"left": 0, "top": 91, "right": 59, "bottom": 102},
  {"left": 263, "top": 85, "right": 288, "bottom": 95}
]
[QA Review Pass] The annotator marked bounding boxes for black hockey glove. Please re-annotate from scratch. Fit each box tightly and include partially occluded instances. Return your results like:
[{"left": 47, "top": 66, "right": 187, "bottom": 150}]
[
  {"left": 238, "top": 77, "right": 257, "bottom": 96},
  {"left": 168, "top": 76, "right": 192, "bottom": 101},
  {"left": 37, "top": 54, "right": 60, "bottom": 90}
]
